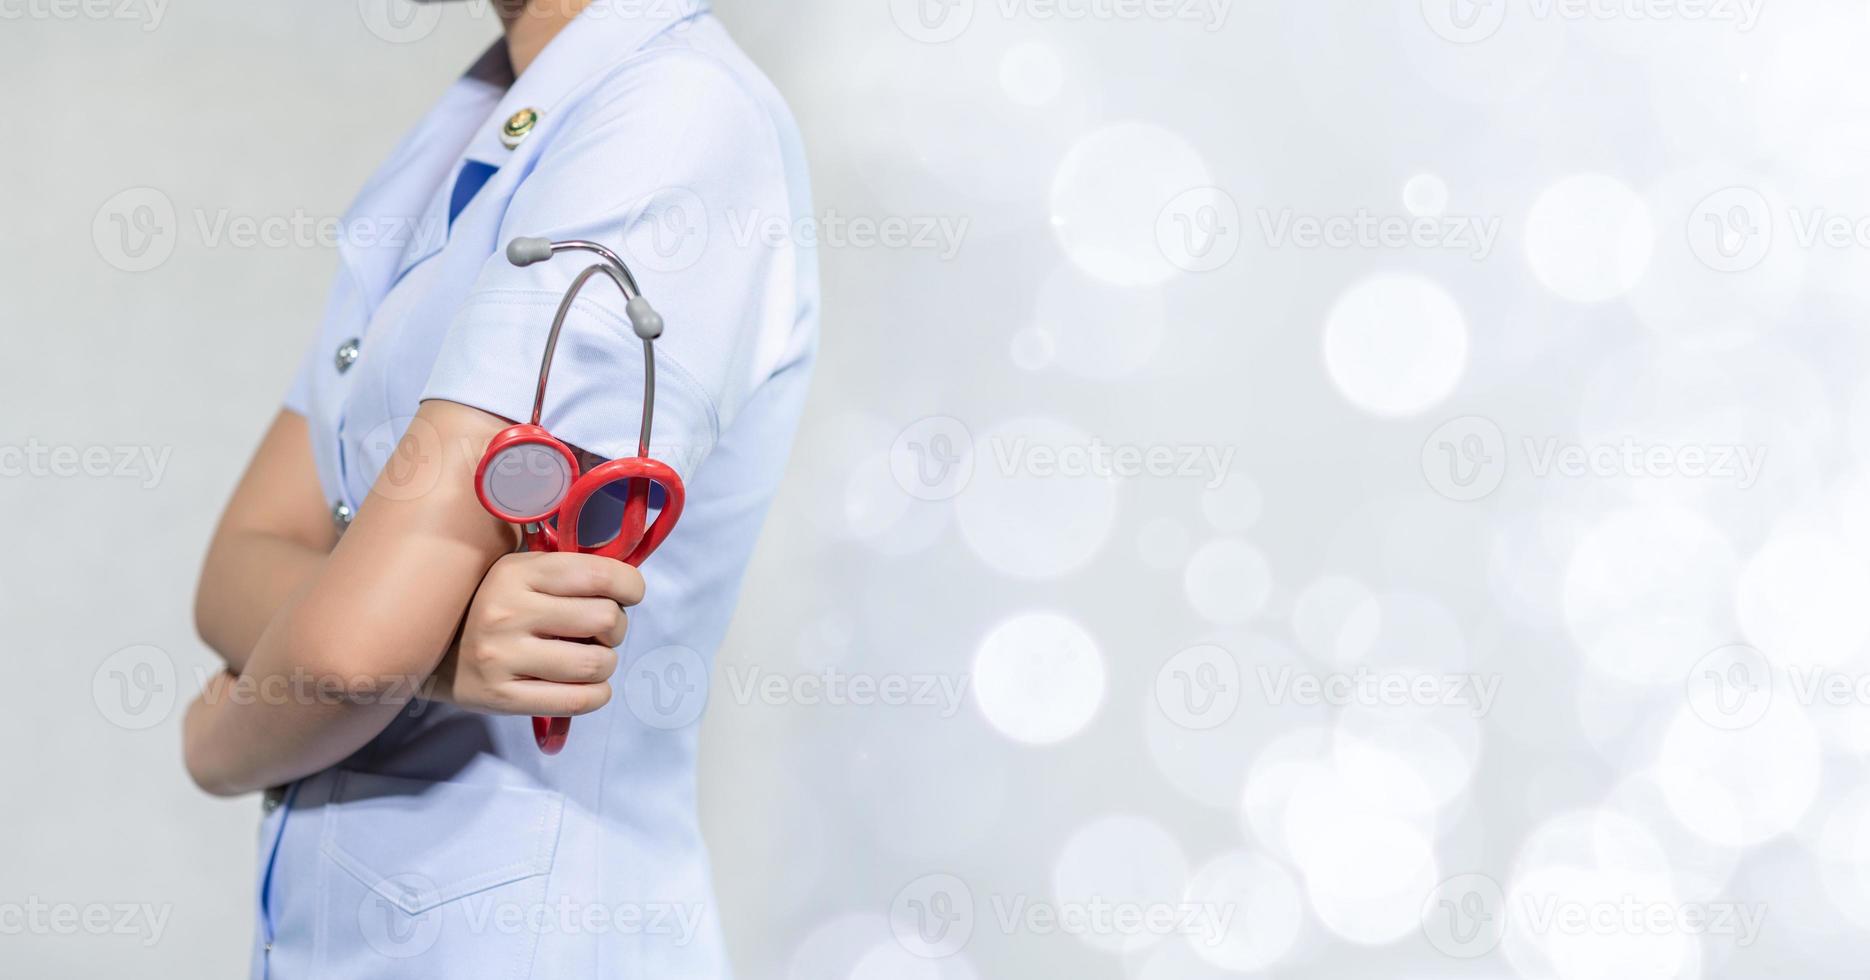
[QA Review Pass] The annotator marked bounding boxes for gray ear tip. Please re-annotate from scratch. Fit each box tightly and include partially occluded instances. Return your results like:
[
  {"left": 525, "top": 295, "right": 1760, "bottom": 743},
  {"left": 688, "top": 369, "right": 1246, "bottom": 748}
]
[
  {"left": 626, "top": 297, "right": 664, "bottom": 339},
  {"left": 506, "top": 237, "right": 555, "bottom": 267}
]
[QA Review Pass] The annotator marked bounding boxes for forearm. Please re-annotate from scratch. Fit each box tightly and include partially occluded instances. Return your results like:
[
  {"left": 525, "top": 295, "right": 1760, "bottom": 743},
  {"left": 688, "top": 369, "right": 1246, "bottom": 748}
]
[
  {"left": 195, "top": 529, "right": 327, "bottom": 673},
  {"left": 183, "top": 400, "right": 514, "bottom": 797},
  {"left": 183, "top": 599, "right": 438, "bottom": 796},
  {"left": 194, "top": 411, "right": 336, "bottom": 674}
]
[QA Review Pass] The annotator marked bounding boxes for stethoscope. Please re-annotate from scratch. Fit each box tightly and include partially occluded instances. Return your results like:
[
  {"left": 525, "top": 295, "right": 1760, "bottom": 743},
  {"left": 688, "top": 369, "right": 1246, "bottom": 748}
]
[{"left": 473, "top": 236, "right": 686, "bottom": 755}]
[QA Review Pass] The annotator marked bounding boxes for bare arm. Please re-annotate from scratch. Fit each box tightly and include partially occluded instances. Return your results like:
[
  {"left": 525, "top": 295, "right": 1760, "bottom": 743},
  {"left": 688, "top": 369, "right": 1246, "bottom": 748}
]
[
  {"left": 194, "top": 411, "right": 336, "bottom": 672},
  {"left": 183, "top": 399, "right": 638, "bottom": 797}
]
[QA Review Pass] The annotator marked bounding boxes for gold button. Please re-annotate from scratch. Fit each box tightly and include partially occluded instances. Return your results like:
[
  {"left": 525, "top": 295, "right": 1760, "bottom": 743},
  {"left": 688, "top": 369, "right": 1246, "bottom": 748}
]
[{"left": 500, "top": 108, "right": 539, "bottom": 149}]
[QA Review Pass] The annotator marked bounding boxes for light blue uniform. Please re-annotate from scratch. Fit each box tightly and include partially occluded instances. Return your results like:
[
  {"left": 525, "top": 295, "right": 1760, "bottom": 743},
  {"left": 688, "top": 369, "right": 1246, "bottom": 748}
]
[{"left": 255, "top": 2, "right": 817, "bottom": 976}]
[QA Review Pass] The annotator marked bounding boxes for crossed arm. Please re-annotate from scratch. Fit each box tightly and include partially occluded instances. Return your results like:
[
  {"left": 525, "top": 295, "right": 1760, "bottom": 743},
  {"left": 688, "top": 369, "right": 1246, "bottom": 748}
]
[{"left": 185, "top": 400, "right": 639, "bottom": 796}]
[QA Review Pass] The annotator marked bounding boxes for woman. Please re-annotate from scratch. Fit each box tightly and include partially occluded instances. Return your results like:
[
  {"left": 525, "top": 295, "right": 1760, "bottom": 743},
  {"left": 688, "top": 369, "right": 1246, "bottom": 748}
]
[{"left": 183, "top": 0, "right": 817, "bottom": 976}]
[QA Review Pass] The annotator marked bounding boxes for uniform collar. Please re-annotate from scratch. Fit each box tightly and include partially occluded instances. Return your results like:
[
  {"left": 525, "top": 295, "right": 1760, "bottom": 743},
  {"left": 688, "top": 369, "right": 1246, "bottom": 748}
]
[
  {"left": 390, "top": 0, "right": 708, "bottom": 287},
  {"left": 460, "top": 0, "right": 710, "bottom": 166}
]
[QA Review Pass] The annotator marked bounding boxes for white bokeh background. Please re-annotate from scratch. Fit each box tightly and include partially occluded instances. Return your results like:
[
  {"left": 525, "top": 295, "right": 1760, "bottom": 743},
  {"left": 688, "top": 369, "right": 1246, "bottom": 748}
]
[{"left": 6, "top": 0, "right": 1870, "bottom": 976}]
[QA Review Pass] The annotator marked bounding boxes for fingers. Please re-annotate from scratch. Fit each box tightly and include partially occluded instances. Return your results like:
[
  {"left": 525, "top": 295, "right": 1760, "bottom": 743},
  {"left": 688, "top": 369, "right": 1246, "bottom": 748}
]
[
  {"left": 526, "top": 594, "right": 630, "bottom": 647},
  {"left": 500, "top": 678, "right": 613, "bottom": 717},
  {"left": 506, "top": 637, "right": 619, "bottom": 685},
  {"left": 520, "top": 552, "right": 646, "bottom": 607}
]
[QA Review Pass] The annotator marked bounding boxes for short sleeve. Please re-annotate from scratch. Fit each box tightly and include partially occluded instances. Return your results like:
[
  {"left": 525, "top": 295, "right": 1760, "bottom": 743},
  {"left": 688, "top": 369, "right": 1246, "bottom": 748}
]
[{"left": 421, "top": 50, "right": 801, "bottom": 479}]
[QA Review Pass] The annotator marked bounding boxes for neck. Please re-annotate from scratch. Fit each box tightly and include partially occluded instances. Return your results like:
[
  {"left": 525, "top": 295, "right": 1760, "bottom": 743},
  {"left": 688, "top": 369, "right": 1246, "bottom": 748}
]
[{"left": 497, "top": 0, "right": 594, "bottom": 76}]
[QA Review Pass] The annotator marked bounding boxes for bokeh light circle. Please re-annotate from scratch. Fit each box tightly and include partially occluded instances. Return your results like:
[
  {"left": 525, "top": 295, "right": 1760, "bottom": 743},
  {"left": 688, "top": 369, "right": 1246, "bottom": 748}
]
[
  {"left": 1050, "top": 122, "right": 1212, "bottom": 287},
  {"left": 954, "top": 417, "right": 1119, "bottom": 580},
  {"left": 1323, "top": 274, "right": 1469, "bottom": 417},
  {"left": 1523, "top": 173, "right": 1654, "bottom": 302},
  {"left": 1183, "top": 538, "right": 1274, "bottom": 625},
  {"left": 972, "top": 611, "right": 1105, "bottom": 745},
  {"left": 1052, "top": 814, "right": 1190, "bottom": 954},
  {"left": 1182, "top": 850, "right": 1305, "bottom": 970}
]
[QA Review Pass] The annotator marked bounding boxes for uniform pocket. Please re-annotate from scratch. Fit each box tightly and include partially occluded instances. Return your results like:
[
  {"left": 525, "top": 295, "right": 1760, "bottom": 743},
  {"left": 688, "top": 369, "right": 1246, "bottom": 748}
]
[{"left": 315, "top": 770, "right": 564, "bottom": 978}]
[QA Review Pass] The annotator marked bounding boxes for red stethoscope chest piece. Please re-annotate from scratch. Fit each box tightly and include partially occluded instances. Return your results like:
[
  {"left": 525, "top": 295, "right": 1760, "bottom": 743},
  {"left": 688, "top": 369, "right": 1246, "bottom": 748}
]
[{"left": 476, "top": 424, "right": 579, "bottom": 524}]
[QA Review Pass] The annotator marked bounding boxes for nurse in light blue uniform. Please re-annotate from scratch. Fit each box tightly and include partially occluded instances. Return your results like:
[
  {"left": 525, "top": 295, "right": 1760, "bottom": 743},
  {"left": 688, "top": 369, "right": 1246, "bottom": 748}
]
[{"left": 254, "top": 2, "right": 816, "bottom": 976}]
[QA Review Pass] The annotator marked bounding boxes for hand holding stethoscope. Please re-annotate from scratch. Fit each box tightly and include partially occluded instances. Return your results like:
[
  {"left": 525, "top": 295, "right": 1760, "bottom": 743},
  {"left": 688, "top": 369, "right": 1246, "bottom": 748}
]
[{"left": 474, "top": 237, "right": 685, "bottom": 755}]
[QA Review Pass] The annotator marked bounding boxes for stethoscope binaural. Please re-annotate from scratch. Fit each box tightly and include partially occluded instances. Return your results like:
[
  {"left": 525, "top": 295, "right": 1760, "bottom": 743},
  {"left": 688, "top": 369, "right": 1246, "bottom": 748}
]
[{"left": 474, "top": 236, "right": 686, "bottom": 755}]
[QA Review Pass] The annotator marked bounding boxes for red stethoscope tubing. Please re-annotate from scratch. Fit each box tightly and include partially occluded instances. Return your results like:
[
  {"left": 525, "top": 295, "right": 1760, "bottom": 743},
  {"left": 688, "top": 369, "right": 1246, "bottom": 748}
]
[{"left": 522, "top": 455, "right": 684, "bottom": 755}]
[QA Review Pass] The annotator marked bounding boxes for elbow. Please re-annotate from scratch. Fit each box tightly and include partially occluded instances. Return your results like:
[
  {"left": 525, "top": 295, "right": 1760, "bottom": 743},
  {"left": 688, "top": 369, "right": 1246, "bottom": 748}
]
[
  {"left": 193, "top": 550, "right": 235, "bottom": 660},
  {"left": 185, "top": 756, "right": 246, "bottom": 799},
  {"left": 182, "top": 702, "right": 250, "bottom": 798},
  {"left": 192, "top": 587, "right": 222, "bottom": 661}
]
